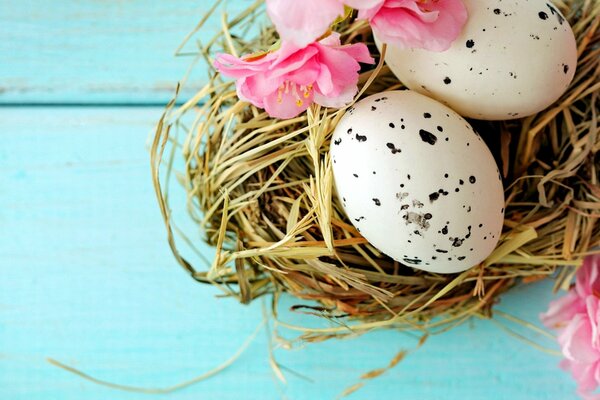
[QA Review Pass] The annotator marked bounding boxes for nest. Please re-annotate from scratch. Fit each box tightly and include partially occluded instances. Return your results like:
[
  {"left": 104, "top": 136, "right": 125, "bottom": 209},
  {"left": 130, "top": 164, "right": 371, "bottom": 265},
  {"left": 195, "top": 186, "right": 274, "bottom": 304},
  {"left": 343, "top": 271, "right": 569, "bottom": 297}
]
[{"left": 152, "top": 0, "right": 600, "bottom": 339}]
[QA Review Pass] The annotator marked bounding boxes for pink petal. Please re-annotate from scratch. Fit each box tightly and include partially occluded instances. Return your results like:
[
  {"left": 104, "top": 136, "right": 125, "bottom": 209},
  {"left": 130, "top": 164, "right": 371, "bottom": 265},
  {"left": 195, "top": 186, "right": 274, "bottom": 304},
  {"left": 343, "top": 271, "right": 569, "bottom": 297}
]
[
  {"left": 270, "top": 43, "right": 319, "bottom": 78},
  {"left": 314, "top": 41, "right": 370, "bottom": 97},
  {"left": 577, "top": 254, "right": 600, "bottom": 298},
  {"left": 236, "top": 78, "right": 265, "bottom": 108},
  {"left": 587, "top": 296, "right": 600, "bottom": 350},
  {"left": 266, "top": 0, "right": 345, "bottom": 47},
  {"left": 572, "top": 361, "right": 600, "bottom": 393},
  {"left": 541, "top": 291, "right": 586, "bottom": 330},
  {"left": 213, "top": 53, "right": 270, "bottom": 79},
  {"left": 314, "top": 83, "right": 357, "bottom": 108},
  {"left": 559, "top": 314, "right": 599, "bottom": 364},
  {"left": 335, "top": 43, "right": 375, "bottom": 65},
  {"left": 368, "top": 0, "right": 468, "bottom": 51},
  {"left": 262, "top": 85, "right": 313, "bottom": 119}
]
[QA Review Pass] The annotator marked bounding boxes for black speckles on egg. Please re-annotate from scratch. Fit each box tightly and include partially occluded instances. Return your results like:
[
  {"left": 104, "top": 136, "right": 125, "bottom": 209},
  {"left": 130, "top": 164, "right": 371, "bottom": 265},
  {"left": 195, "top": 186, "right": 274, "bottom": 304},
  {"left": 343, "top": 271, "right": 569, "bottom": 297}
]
[
  {"left": 452, "top": 237, "right": 464, "bottom": 248},
  {"left": 403, "top": 258, "right": 422, "bottom": 265},
  {"left": 444, "top": 173, "right": 449, "bottom": 178},
  {"left": 437, "top": 126, "right": 443, "bottom": 132},
  {"left": 389, "top": 122, "right": 395, "bottom": 128},
  {"left": 443, "top": 77, "right": 452, "bottom": 85},
  {"left": 459, "top": 179, "right": 464, "bottom": 185},
  {"left": 404, "top": 212, "right": 431, "bottom": 230},
  {"left": 419, "top": 129, "right": 438, "bottom": 145},
  {"left": 333, "top": 138, "right": 342, "bottom": 145},
  {"left": 386, "top": 142, "right": 401, "bottom": 154},
  {"left": 356, "top": 133, "right": 367, "bottom": 142},
  {"left": 423, "top": 112, "right": 432, "bottom": 119},
  {"left": 396, "top": 192, "right": 409, "bottom": 201},
  {"left": 354, "top": 216, "right": 365, "bottom": 222},
  {"left": 347, "top": 128, "right": 353, "bottom": 135},
  {"left": 466, "top": 39, "right": 475, "bottom": 48},
  {"left": 373, "top": 198, "right": 381, "bottom": 206},
  {"left": 429, "top": 192, "right": 440, "bottom": 203},
  {"left": 457, "top": 256, "right": 466, "bottom": 261},
  {"left": 539, "top": 11, "right": 549, "bottom": 20},
  {"left": 493, "top": 8, "right": 501, "bottom": 15},
  {"left": 469, "top": 176, "right": 477, "bottom": 184},
  {"left": 563, "top": 64, "right": 569, "bottom": 74},
  {"left": 436, "top": 249, "right": 448, "bottom": 254},
  {"left": 374, "top": 97, "right": 388, "bottom": 102},
  {"left": 371, "top": 106, "right": 377, "bottom": 111},
  {"left": 353, "top": 173, "right": 359, "bottom": 178},
  {"left": 546, "top": 3, "right": 565, "bottom": 25}
]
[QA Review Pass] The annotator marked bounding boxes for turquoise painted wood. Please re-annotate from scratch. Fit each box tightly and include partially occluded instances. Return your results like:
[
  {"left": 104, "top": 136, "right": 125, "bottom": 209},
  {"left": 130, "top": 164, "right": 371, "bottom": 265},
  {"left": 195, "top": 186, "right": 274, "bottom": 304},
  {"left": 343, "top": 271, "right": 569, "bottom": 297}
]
[
  {"left": 0, "top": 0, "right": 582, "bottom": 398},
  {"left": 0, "top": 0, "right": 256, "bottom": 104},
  {"left": 0, "top": 108, "right": 578, "bottom": 399}
]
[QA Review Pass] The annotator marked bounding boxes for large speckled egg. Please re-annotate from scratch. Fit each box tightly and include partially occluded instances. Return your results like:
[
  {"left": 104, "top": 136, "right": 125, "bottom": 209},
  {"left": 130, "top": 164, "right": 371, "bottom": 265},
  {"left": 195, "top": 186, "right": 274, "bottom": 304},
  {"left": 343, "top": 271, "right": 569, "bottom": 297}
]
[
  {"left": 330, "top": 91, "right": 504, "bottom": 274},
  {"left": 376, "top": 0, "right": 577, "bottom": 120}
]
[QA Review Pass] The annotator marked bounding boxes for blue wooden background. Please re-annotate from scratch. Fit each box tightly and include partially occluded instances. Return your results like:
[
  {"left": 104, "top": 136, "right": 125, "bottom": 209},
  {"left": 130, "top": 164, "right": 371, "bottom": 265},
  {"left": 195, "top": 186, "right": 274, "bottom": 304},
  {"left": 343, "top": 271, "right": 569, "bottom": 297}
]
[{"left": 0, "top": 1, "right": 579, "bottom": 399}]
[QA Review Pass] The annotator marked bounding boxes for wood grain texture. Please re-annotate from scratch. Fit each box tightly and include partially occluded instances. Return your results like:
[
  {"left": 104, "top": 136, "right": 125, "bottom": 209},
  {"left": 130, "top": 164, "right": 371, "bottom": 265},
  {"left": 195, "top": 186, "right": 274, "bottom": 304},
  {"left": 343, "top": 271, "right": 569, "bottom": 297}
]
[
  {"left": 0, "top": 108, "right": 578, "bottom": 399},
  {"left": 0, "top": 0, "right": 255, "bottom": 104}
]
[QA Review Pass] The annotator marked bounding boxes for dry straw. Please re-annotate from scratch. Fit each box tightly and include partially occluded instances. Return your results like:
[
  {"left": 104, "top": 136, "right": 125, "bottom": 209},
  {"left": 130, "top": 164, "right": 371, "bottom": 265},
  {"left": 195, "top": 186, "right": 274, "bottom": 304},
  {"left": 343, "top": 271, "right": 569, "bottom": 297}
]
[{"left": 152, "top": 0, "right": 600, "bottom": 341}]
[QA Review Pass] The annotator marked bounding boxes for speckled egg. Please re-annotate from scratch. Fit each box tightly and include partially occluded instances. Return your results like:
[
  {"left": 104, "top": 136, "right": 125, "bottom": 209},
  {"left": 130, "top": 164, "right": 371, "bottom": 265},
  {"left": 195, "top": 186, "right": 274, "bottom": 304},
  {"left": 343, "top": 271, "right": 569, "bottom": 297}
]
[
  {"left": 330, "top": 91, "right": 504, "bottom": 274},
  {"left": 376, "top": 0, "right": 577, "bottom": 120}
]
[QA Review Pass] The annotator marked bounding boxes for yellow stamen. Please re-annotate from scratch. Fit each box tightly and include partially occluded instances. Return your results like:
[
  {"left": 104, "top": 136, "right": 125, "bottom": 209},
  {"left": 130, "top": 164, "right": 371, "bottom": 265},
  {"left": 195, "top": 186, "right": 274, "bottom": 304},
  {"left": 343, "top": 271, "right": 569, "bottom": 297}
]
[{"left": 296, "top": 99, "right": 303, "bottom": 107}]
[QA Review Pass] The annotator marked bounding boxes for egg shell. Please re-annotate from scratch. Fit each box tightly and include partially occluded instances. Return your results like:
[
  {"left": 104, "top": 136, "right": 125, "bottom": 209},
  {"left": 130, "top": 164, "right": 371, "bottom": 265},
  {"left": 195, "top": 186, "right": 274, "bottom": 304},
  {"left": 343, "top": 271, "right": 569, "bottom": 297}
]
[
  {"left": 376, "top": 0, "right": 577, "bottom": 120},
  {"left": 330, "top": 90, "right": 504, "bottom": 274}
]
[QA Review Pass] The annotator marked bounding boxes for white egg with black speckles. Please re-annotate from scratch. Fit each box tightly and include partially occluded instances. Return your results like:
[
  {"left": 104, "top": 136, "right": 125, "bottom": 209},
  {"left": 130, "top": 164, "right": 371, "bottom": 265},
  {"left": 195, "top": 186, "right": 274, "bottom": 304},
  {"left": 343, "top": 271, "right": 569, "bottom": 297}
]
[
  {"left": 330, "top": 90, "right": 504, "bottom": 274},
  {"left": 376, "top": 0, "right": 577, "bottom": 120}
]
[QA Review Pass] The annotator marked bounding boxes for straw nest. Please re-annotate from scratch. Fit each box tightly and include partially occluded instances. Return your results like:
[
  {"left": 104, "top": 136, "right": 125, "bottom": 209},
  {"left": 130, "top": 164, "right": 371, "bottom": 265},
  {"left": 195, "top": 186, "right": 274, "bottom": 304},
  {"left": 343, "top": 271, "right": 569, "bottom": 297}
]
[{"left": 152, "top": 0, "right": 600, "bottom": 339}]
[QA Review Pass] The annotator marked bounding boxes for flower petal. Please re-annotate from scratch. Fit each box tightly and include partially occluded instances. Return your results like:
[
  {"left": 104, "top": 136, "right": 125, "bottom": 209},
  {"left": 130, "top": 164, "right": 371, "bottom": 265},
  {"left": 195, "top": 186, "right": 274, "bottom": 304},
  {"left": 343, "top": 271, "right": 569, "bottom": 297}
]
[
  {"left": 577, "top": 254, "right": 600, "bottom": 298},
  {"left": 559, "top": 314, "right": 598, "bottom": 364},
  {"left": 266, "top": 0, "right": 345, "bottom": 47},
  {"left": 263, "top": 85, "right": 313, "bottom": 119},
  {"left": 367, "top": 0, "right": 468, "bottom": 51},
  {"left": 541, "top": 291, "right": 586, "bottom": 330}
]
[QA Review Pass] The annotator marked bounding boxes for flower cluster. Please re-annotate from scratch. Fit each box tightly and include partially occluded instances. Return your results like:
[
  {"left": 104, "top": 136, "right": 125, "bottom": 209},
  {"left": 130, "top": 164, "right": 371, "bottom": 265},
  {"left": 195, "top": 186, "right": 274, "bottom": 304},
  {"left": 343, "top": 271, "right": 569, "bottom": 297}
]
[
  {"left": 214, "top": 0, "right": 468, "bottom": 119},
  {"left": 541, "top": 255, "right": 600, "bottom": 399}
]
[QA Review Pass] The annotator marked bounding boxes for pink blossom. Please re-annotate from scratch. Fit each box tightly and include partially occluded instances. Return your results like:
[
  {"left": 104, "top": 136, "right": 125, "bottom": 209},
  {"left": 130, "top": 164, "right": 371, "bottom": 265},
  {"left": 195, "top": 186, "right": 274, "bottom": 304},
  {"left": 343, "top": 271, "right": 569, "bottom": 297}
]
[
  {"left": 265, "top": 0, "right": 467, "bottom": 52},
  {"left": 213, "top": 33, "right": 374, "bottom": 119},
  {"left": 541, "top": 254, "right": 600, "bottom": 399},
  {"left": 358, "top": 0, "right": 468, "bottom": 51},
  {"left": 265, "top": 0, "right": 382, "bottom": 48}
]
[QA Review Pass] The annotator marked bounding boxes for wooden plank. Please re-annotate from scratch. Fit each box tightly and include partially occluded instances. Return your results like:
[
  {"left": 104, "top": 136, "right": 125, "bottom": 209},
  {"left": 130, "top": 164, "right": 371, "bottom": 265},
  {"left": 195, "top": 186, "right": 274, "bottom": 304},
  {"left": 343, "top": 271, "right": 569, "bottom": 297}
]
[
  {"left": 0, "top": 0, "right": 256, "bottom": 104},
  {"left": 0, "top": 107, "right": 576, "bottom": 399}
]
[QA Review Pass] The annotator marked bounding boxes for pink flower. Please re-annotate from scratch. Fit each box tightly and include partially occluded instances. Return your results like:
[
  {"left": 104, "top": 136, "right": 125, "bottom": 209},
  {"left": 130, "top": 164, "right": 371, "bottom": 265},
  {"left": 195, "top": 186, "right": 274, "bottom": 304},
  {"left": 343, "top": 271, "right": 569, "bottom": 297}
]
[
  {"left": 265, "top": 0, "right": 382, "bottom": 48},
  {"left": 213, "top": 33, "right": 374, "bottom": 119},
  {"left": 360, "top": 0, "right": 468, "bottom": 51},
  {"left": 265, "top": 0, "right": 467, "bottom": 52},
  {"left": 541, "top": 254, "right": 600, "bottom": 399}
]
